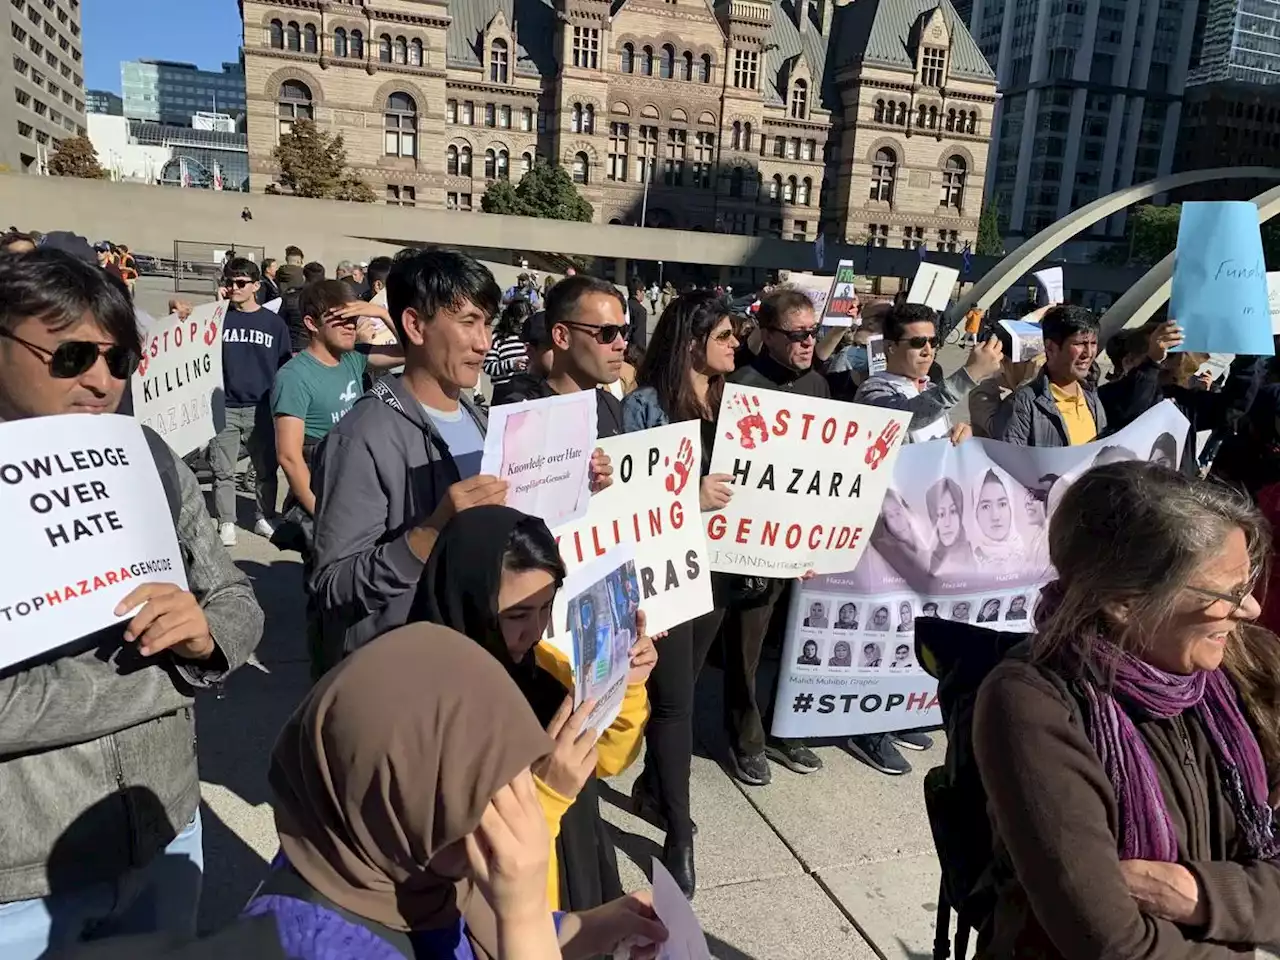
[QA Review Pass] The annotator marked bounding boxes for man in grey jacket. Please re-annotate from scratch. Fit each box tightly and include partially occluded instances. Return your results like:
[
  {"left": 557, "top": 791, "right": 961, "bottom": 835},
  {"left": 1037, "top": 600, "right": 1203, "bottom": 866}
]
[{"left": 0, "top": 250, "right": 264, "bottom": 958}]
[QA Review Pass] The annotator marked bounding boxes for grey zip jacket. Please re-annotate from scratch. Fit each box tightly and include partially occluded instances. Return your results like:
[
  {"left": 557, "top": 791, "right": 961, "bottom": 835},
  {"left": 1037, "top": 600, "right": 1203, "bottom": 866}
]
[
  {"left": 0, "top": 430, "right": 264, "bottom": 902},
  {"left": 308, "top": 376, "right": 489, "bottom": 659}
]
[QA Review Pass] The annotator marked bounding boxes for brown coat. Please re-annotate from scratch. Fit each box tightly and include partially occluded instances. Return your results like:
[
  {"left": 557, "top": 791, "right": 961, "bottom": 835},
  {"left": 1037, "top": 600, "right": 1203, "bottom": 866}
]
[{"left": 973, "top": 658, "right": 1280, "bottom": 959}]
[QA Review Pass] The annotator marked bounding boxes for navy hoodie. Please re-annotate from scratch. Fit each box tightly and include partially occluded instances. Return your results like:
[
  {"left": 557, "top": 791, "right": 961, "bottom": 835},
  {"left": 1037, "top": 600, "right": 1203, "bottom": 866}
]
[{"left": 222, "top": 305, "right": 291, "bottom": 408}]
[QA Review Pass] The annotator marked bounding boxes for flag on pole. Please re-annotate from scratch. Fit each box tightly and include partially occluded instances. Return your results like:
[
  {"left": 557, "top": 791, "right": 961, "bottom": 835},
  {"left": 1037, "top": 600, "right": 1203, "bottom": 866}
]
[
  {"left": 212, "top": 161, "right": 223, "bottom": 191},
  {"left": 813, "top": 233, "right": 826, "bottom": 270},
  {"left": 917, "top": 243, "right": 927, "bottom": 261},
  {"left": 963, "top": 240, "right": 973, "bottom": 275}
]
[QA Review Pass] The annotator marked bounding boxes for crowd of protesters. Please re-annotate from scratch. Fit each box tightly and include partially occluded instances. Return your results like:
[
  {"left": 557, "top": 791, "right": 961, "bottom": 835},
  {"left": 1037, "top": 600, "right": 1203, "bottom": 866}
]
[{"left": 3, "top": 225, "right": 1280, "bottom": 960}]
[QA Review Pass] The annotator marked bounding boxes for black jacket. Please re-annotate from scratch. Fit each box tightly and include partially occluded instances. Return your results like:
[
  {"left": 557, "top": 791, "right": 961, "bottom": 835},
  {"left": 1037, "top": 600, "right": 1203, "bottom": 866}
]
[
  {"left": 729, "top": 350, "right": 831, "bottom": 399},
  {"left": 491, "top": 375, "right": 625, "bottom": 438}
]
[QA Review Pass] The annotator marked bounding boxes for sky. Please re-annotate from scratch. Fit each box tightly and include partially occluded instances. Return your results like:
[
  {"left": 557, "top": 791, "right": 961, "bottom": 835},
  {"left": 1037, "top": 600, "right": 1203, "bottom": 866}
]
[{"left": 83, "top": 0, "right": 243, "bottom": 93}]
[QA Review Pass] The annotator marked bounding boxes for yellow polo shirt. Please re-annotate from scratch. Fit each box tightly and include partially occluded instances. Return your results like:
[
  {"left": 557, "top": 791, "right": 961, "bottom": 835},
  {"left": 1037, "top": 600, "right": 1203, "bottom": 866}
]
[{"left": 1048, "top": 381, "right": 1097, "bottom": 446}]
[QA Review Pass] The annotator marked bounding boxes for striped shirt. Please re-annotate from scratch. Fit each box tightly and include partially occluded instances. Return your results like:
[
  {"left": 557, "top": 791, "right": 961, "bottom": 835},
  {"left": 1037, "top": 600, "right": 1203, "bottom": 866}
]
[{"left": 483, "top": 335, "right": 529, "bottom": 385}]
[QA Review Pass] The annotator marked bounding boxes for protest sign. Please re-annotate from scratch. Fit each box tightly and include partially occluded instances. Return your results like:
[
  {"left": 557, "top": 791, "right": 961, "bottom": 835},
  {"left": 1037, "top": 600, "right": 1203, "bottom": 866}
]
[
  {"left": 906, "top": 263, "right": 959, "bottom": 312},
  {"left": 262, "top": 297, "right": 282, "bottom": 314},
  {"left": 564, "top": 546, "right": 638, "bottom": 735},
  {"left": 1170, "top": 201, "right": 1274, "bottom": 356},
  {"left": 1268, "top": 273, "right": 1280, "bottom": 335},
  {"left": 481, "top": 390, "right": 596, "bottom": 528},
  {"left": 545, "top": 422, "right": 713, "bottom": 654},
  {"left": 1033, "top": 266, "right": 1064, "bottom": 305},
  {"left": 705, "top": 385, "right": 910, "bottom": 577},
  {"left": 770, "top": 401, "right": 1190, "bottom": 738},
  {"left": 652, "top": 857, "right": 711, "bottom": 959},
  {"left": 867, "top": 334, "right": 887, "bottom": 374},
  {"left": 822, "top": 260, "right": 860, "bottom": 327},
  {"left": 131, "top": 300, "right": 227, "bottom": 457},
  {"left": 999, "top": 319, "right": 1045, "bottom": 362},
  {"left": 0, "top": 414, "right": 188, "bottom": 672}
]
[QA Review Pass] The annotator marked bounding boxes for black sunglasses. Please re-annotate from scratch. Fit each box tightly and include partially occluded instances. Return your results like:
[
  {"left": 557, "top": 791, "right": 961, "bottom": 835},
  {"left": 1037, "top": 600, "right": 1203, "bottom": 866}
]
[
  {"left": 770, "top": 326, "right": 819, "bottom": 343},
  {"left": 227, "top": 278, "right": 255, "bottom": 289},
  {"left": 896, "top": 336, "right": 940, "bottom": 350},
  {"left": 563, "top": 321, "right": 631, "bottom": 344},
  {"left": 0, "top": 328, "right": 139, "bottom": 380}
]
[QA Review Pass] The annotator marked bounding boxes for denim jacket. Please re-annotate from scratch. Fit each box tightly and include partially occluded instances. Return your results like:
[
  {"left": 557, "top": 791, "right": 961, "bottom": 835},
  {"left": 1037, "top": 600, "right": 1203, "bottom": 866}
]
[{"left": 620, "top": 386, "right": 669, "bottom": 433}]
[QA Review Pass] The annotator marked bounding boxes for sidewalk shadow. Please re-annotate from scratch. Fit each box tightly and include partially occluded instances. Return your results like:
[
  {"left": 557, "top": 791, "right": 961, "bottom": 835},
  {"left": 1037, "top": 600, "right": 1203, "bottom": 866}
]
[{"left": 197, "top": 800, "right": 270, "bottom": 933}]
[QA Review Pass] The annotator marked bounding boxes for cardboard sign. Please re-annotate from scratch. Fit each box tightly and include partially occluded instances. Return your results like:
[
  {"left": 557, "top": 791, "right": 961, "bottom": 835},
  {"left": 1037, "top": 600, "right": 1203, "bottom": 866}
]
[
  {"left": 0, "top": 414, "right": 188, "bottom": 671},
  {"left": 131, "top": 301, "right": 227, "bottom": 457},
  {"left": 906, "top": 263, "right": 960, "bottom": 312}
]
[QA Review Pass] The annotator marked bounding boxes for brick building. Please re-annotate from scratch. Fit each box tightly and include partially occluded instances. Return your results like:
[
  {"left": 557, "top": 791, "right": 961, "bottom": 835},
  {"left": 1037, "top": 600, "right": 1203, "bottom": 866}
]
[{"left": 239, "top": 0, "right": 995, "bottom": 250}]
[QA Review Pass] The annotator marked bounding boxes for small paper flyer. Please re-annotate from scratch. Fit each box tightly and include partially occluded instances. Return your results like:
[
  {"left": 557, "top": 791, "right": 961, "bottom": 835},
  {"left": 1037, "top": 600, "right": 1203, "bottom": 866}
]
[
  {"left": 564, "top": 545, "right": 638, "bottom": 736},
  {"left": 998, "top": 319, "right": 1046, "bottom": 362},
  {"left": 480, "top": 389, "right": 597, "bottom": 528},
  {"left": 651, "top": 856, "right": 712, "bottom": 959}
]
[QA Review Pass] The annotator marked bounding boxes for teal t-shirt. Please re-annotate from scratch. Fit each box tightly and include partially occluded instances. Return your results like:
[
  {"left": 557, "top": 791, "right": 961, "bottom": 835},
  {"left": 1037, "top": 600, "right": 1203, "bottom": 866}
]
[{"left": 271, "top": 349, "right": 370, "bottom": 440}]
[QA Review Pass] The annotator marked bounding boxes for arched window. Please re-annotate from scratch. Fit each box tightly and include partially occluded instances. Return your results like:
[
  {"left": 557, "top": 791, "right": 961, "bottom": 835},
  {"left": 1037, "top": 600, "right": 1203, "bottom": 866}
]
[
  {"left": 447, "top": 145, "right": 459, "bottom": 175},
  {"left": 584, "top": 103, "right": 595, "bottom": 134},
  {"left": 497, "top": 149, "right": 509, "bottom": 179},
  {"left": 784, "top": 176, "right": 796, "bottom": 202},
  {"left": 941, "top": 154, "right": 966, "bottom": 209},
  {"left": 683, "top": 51, "right": 694, "bottom": 81},
  {"left": 286, "top": 21, "right": 301, "bottom": 51},
  {"left": 459, "top": 145, "right": 472, "bottom": 176},
  {"left": 642, "top": 46, "right": 654, "bottom": 76},
  {"left": 277, "top": 80, "right": 313, "bottom": 137},
  {"left": 333, "top": 28, "right": 348, "bottom": 58},
  {"left": 379, "top": 34, "right": 392, "bottom": 63},
  {"left": 521, "top": 151, "right": 533, "bottom": 177},
  {"left": 660, "top": 44, "right": 675, "bottom": 79},
  {"left": 874, "top": 99, "right": 885, "bottom": 122},
  {"left": 869, "top": 147, "right": 896, "bottom": 202},
  {"left": 769, "top": 174, "right": 781, "bottom": 201},
  {"left": 799, "top": 177, "right": 811, "bottom": 205},
  {"left": 730, "top": 167, "right": 744, "bottom": 197},
  {"left": 572, "top": 151, "right": 589, "bottom": 184},
  {"left": 967, "top": 111, "right": 977, "bottom": 134},
  {"left": 384, "top": 92, "right": 418, "bottom": 158},
  {"left": 790, "top": 78, "right": 807, "bottom": 118},
  {"left": 895, "top": 102, "right": 906, "bottom": 124},
  {"left": 304, "top": 23, "right": 317, "bottom": 54},
  {"left": 269, "top": 19, "right": 284, "bottom": 49},
  {"left": 621, "top": 43, "right": 634, "bottom": 73},
  {"left": 699, "top": 54, "right": 712, "bottom": 83},
  {"left": 411, "top": 38, "right": 424, "bottom": 66},
  {"left": 946, "top": 108, "right": 956, "bottom": 131},
  {"left": 490, "top": 39, "right": 508, "bottom": 82},
  {"left": 572, "top": 103, "right": 583, "bottom": 133},
  {"left": 731, "top": 121, "right": 742, "bottom": 150},
  {"left": 928, "top": 105, "right": 938, "bottom": 129},
  {"left": 351, "top": 29, "right": 364, "bottom": 58},
  {"left": 392, "top": 36, "right": 406, "bottom": 64},
  {"left": 917, "top": 103, "right": 927, "bottom": 127},
  {"left": 484, "top": 148, "right": 497, "bottom": 179},
  {"left": 743, "top": 121, "right": 752, "bottom": 151}
]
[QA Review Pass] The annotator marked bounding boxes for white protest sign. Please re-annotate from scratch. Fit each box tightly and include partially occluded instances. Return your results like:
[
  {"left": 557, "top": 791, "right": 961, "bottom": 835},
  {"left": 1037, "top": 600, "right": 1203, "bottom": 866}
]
[
  {"left": 705, "top": 385, "right": 910, "bottom": 576},
  {"left": 651, "top": 857, "right": 711, "bottom": 960},
  {"left": 867, "top": 334, "right": 887, "bottom": 374},
  {"left": 481, "top": 390, "right": 597, "bottom": 528},
  {"left": 822, "top": 260, "right": 860, "bottom": 327},
  {"left": 1033, "top": 266, "right": 1064, "bottom": 305},
  {"left": 906, "top": 263, "right": 959, "bottom": 312},
  {"left": 0, "top": 414, "right": 188, "bottom": 671},
  {"left": 564, "top": 546, "right": 637, "bottom": 736},
  {"left": 132, "top": 300, "right": 227, "bottom": 457},
  {"left": 262, "top": 297, "right": 282, "bottom": 314},
  {"left": 545, "top": 422, "right": 712, "bottom": 656},
  {"left": 1268, "top": 272, "right": 1280, "bottom": 334}
]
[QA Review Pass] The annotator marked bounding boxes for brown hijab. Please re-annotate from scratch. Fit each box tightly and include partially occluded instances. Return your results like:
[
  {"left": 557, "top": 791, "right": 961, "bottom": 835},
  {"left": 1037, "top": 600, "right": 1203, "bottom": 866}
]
[{"left": 268, "top": 623, "right": 553, "bottom": 953}]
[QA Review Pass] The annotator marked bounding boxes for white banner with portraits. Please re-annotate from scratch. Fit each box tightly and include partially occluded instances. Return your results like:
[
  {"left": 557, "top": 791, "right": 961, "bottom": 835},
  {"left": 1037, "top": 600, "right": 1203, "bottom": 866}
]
[{"left": 770, "top": 401, "right": 1191, "bottom": 738}]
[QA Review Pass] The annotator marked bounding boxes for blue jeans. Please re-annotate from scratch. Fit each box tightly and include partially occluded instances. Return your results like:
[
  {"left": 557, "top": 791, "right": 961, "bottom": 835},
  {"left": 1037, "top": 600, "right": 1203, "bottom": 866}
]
[{"left": 0, "top": 811, "right": 204, "bottom": 959}]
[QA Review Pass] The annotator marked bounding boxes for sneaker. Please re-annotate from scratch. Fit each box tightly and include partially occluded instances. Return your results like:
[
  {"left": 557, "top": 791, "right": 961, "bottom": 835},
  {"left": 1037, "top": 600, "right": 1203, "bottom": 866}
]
[
  {"left": 765, "top": 738, "right": 823, "bottom": 775},
  {"left": 253, "top": 518, "right": 276, "bottom": 538},
  {"left": 729, "top": 749, "right": 771, "bottom": 787},
  {"left": 219, "top": 522, "right": 237, "bottom": 547},
  {"left": 891, "top": 730, "right": 934, "bottom": 752},
  {"left": 846, "top": 733, "right": 911, "bottom": 775}
]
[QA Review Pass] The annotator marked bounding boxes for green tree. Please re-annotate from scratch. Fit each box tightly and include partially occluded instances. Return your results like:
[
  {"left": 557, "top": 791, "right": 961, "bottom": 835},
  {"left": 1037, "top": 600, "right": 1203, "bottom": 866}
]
[
  {"left": 272, "top": 119, "right": 374, "bottom": 201},
  {"left": 976, "top": 202, "right": 1004, "bottom": 256},
  {"left": 480, "top": 160, "right": 593, "bottom": 221},
  {"left": 47, "top": 135, "right": 107, "bottom": 179},
  {"left": 334, "top": 174, "right": 377, "bottom": 203},
  {"left": 1128, "top": 204, "right": 1182, "bottom": 265}
]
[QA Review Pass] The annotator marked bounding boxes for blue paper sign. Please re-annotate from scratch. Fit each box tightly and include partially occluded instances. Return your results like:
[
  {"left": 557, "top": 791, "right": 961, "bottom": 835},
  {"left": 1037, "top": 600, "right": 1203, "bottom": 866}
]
[{"left": 1169, "top": 201, "right": 1275, "bottom": 356}]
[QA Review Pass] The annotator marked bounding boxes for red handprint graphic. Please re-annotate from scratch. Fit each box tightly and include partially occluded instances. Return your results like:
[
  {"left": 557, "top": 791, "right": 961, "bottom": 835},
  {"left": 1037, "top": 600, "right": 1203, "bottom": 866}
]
[
  {"left": 865, "top": 420, "right": 902, "bottom": 471},
  {"left": 721, "top": 393, "right": 769, "bottom": 450},
  {"left": 136, "top": 349, "right": 150, "bottom": 379},
  {"left": 664, "top": 437, "right": 695, "bottom": 496},
  {"left": 203, "top": 319, "right": 220, "bottom": 346}
]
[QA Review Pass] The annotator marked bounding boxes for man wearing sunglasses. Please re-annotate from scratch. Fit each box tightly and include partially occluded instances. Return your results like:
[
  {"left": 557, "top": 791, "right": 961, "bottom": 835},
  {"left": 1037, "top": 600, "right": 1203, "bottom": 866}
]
[
  {"left": 209, "top": 258, "right": 292, "bottom": 547},
  {"left": 0, "top": 250, "right": 264, "bottom": 957}
]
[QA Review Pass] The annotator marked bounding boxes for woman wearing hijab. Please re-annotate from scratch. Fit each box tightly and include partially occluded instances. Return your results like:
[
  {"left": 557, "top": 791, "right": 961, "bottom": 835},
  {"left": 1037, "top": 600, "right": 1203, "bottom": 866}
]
[
  {"left": 408, "top": 506, "right": 654, "bottom": 915},
  {"left": 926, "top": 478, "right": 975, "bottom": 577},
  {"left": 971, "top": 470, "right": 1026, "bottom": 572},
  {"left": 866, "top": 489, "right": 931, "bottom": 591},
  {"left": 243, "top": 624, "right": 666, "bottom": 959},
  {"left": 828, "top": 641, "right": 853, "bottom": 668},
  {"left": 974, "top": 463, "right": 1280, "bottom": 958},
  {"left": 976, "top": 597, "right": 1003, "bottom": 623}
]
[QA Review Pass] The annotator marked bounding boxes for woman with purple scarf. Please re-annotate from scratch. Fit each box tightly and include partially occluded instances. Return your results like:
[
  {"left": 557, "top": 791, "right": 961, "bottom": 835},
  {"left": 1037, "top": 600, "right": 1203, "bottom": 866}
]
[{"left": 973, "top": 461, "right": 1280, "bottom": 958}]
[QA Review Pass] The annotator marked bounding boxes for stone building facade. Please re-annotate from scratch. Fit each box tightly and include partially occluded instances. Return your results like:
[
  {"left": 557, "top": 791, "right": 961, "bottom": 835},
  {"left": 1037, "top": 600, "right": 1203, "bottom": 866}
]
[{"left": 240, "top": 0, "right": 995, "bottom": 250}]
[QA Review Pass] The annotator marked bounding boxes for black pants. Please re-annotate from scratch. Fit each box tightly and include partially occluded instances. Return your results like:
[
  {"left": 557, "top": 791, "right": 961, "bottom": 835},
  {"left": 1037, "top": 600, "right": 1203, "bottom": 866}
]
[
  {"left": 722, "top": 578, "right": 789, "bottom": 757},
  {"left": 638, "top": 607, "right": 725, "bottom": 843}
]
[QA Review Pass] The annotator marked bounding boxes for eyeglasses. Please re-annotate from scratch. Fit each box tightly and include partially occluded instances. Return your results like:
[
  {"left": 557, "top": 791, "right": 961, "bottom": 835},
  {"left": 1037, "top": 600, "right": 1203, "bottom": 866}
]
[
  {"left": 562, "top": 321, "right": 631, "bottom": 344},
  {"left": 227, "top": 278, "right": 255, "bottom": 289},
  {"left": 770, "top": 326, "right": 819, "bottom": 343},
  {"left": 896, "top": 336, "right": 940, "bottom": 350},
  {"left": 1184, "top": 579, "right": 1258, "bottom": 616},
  {"left": 0, "top": 328, "right": 139, "bottom": 380}
]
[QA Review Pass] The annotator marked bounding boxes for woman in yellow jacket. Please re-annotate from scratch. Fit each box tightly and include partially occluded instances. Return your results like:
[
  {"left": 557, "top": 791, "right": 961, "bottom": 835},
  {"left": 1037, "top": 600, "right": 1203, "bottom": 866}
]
[{"left": 409, "top": 504, "right": 653, "bottom": 913}]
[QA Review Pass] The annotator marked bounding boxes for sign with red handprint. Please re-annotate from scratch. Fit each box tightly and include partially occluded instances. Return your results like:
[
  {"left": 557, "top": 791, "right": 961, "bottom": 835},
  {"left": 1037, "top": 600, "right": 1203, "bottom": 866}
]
[{"left": 705, "top": 384, "right": 910, "bottom": 578}]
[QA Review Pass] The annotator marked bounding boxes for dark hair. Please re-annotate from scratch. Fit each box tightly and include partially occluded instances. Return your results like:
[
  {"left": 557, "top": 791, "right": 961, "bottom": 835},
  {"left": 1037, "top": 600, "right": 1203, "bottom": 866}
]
[
  {"left": 224, "top": 257, "right": 260, "bottom": 282},
  {"left": 756, "top": 287, "right": 814, "bottom": 329},
  {"left": 502, "top": 514, "right": 566, "bottom": 584},
  {"left": 864, "top": 643, "right": 878, "bottom": 654},
  {"left": 0, "top": 249, "right": 140, "bottom": 354},
  {"left": 544, "top": 274, "right": 627, "bottom": 332},
  {"left": 896, "top": 643, "right": 911, "bottom": 656},
  {"left": 496, "top": 296, "right": 535, "bottom": 339},
  {"left": 0, "top": 231, "right": 35, "bottom": 251},
  {"left": 285, "top": 245, "right": 304, "bottom": 260},
  {"left": 386, "top": 248, "right": 501, "bottom": 341},
  {"left": 302, "top": 261, "right": 327, "bottom": 284},
  {"left": 883, "top": 303, "right": 938, "bottom": 343},
  {"left": 299, "top": 279, "right": 358, "bottom": 330},
  {"left": 1041, "top": 304, "right": 1099, "bottom": 345},
  {"left": 261, "top": 257, "right": 277, "bottom": 273},
  {"left": 1150, "top": 432, "right": 1179, "bottom": 465},
  {"left": 635, "top": 291, "right": 731, "bottom": 422},
  {"left": 366, "top": 255, "right": 393, "bottom": 288}
]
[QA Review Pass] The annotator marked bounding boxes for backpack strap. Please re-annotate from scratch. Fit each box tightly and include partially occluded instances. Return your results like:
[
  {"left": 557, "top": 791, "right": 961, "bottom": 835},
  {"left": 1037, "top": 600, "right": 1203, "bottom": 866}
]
[{"left": 141, "top": 426, "right": 183, "bottom": 528}]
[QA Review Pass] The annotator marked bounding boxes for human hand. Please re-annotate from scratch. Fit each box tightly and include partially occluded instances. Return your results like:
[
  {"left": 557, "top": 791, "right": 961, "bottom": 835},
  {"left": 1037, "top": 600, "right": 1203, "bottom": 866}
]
[
  {"left": 1118, "top": 860, "right": 1206, "bottom": 925},
  {"left": 627, "top": 611, "right": 658, "bottom": 685},
  {"left": 326, "top": 300, "right": 391, "bottom": 323},
  {"left": 465, "top": 769, "right": 552, "bottom": 923},
  {"left": 425, "top": 475, "right": 508, "bottom": 531},
  {"left": 533, "top": 697, "right": 598, "bottom": 800},
  {"left": 699, "top": 473, "right": 733, "bottom": 511},
  {"left": 1147, "top": 321, "right": 1185, "bottom": 365},
  {"left": 797, "top": 569, "right": 817, "bottom": 582},
  {"left": 949, "top": 422, "right": 973, "bottom": 446},
  {"left": 562, "top": 891, "right": 669, "bottom": 960},
  {"left": 115, "top": 584, "right": 214, "bottom": 661},
  {"left": 964, "top": 335, "right": 1004, "bottom": 382},
  {"left": 590, "top": 448, "right": 613, "bottom": 493},
  {"left": 168, "top": 298, "right": 193, "bottom": 321}
]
